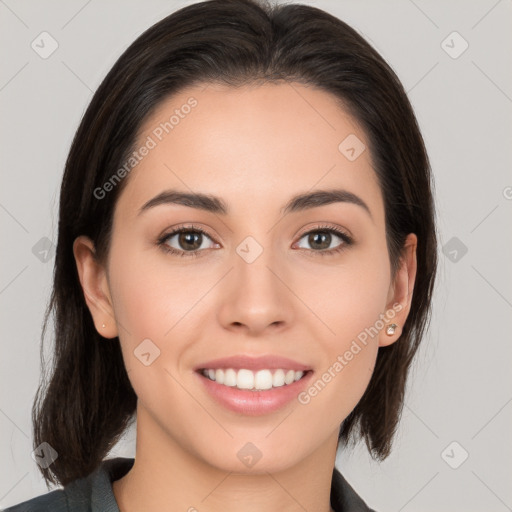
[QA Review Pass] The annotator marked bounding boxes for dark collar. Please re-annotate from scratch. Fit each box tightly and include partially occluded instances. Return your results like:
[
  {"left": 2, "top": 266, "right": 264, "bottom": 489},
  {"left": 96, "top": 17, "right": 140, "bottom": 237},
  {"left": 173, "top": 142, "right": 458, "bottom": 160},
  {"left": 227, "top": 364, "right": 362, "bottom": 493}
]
[{"left": 330, "top": 466, "right": 376, "bottom": 512}]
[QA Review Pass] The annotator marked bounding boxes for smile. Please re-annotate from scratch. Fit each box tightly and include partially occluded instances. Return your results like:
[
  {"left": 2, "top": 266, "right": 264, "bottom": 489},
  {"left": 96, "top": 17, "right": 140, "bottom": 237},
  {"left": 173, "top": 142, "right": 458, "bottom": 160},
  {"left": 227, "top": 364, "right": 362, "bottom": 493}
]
[
  {"left": 195, "top": 367, "right": 314, "bottom": 416},
  {"left": 200, "top": 368, "right": 306, "bottom": 391}
]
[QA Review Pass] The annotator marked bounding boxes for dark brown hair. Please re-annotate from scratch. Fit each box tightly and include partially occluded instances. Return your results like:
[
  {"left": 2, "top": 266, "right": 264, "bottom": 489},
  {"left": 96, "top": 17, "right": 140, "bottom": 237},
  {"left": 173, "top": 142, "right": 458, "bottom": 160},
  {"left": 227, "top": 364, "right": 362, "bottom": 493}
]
[{"left": 33, "top": 0, "right": 438, "bottom": 487}]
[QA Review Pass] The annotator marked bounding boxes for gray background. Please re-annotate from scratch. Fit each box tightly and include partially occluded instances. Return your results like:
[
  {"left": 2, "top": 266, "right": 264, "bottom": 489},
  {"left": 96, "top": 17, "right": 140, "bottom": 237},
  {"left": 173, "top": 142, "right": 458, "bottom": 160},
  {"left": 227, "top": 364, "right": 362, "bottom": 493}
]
[{"left": 1, "top": 0, "right": 511, "bottom": 510}]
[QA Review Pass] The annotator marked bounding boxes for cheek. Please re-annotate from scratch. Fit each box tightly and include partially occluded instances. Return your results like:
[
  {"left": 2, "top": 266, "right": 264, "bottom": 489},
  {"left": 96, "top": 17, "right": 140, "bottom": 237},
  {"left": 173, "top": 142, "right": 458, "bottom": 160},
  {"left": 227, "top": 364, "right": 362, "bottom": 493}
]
[
  {"left": 294, "top": 249, "right": 390, "bottom": 423},
  {"left": 296, "top": 287, "right": 384, "bottom": 434},
  {"left": 298, "top": 245, "right": 391, "bottom": 346},
  {"left": 106, "top": 246, "right": 205, "bottom": 415},
  {"left": 107, "top": 243, "right": 207, "bottom": 344}
]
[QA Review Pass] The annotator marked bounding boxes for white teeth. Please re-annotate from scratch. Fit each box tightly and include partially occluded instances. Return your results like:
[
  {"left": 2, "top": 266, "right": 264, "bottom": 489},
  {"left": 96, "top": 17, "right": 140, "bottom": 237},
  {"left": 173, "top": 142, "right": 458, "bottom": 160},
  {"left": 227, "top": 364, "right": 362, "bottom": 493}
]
[
  {"left": 272, "top": 369, "right": 285, "bottom": 387},
  {"left": 224, "top": 368, "right": 237, "bottom": 386},
  {"left": 254, "top": 370, "right": 273, "bottom": 390},
  {"left": 202, "top": 368, "right": 306, "bottom": 390},
  {"left": 237, "top": 369, "right": 254, "bottom": 389},
  {"left": 285, "top": 369, "right": 295, "bottom": 385}
]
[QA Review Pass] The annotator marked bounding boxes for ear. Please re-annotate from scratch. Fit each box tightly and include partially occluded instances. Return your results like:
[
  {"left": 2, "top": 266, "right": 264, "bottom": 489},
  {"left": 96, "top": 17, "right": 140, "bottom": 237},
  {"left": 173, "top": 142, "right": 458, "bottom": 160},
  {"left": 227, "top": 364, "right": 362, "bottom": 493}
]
[
  {"left": 73, "top": 235, "right": 118, "bottom": 339},
  {"left": 379, "top": 233, "right": 417, "bottom": 347}
]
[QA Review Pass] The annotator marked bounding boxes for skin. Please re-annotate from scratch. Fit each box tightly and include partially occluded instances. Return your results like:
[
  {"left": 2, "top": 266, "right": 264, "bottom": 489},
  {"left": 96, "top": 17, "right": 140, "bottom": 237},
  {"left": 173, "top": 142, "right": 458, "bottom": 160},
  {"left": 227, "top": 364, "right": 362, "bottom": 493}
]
[{"left": 74, "top": 82, "right": 417, "bottom": 512}]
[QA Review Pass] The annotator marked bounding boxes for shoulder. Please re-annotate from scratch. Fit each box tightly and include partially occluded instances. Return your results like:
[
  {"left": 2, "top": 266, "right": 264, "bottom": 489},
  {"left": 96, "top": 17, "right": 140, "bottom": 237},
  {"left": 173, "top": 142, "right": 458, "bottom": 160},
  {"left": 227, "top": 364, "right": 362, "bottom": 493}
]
[
  {"left": 1, "top": 476, "right": 94, "bottom": 512},
  {"left": 2, "top": 488, "right": 68, "bottom": 511},
  {"left": 2, "top": 457, "right": 134, "bottom": 512}
]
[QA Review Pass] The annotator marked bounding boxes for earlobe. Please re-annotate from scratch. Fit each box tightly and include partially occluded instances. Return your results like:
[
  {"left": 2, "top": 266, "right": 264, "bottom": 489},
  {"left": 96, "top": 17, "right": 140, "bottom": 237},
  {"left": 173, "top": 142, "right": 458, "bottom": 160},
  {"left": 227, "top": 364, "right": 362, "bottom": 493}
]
[
  {"left": 379, "top": 233, "right": 418, "bottom": 348},
  {"left": 73, "top": 235, "right": 118, "bottom": 339},
  {"left": 379, "top": 321, "right": 401, "bottom": 348}
]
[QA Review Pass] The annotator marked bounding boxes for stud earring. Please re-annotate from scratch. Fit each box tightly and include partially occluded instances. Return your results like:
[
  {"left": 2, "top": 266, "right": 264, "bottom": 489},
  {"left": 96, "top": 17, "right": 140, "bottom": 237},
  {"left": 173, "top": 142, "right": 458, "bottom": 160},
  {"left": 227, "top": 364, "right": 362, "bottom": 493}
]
[
  {"left": 386, "top": 323, "right": 398, "bottom": 336},
  {"left": 102, "top": 323, "right": 106, "bottom": 328}
]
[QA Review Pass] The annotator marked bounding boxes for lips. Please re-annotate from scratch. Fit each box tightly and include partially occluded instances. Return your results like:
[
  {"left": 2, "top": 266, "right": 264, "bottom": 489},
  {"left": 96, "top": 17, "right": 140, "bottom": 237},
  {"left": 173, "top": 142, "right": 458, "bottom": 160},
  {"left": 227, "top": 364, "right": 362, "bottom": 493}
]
[
  {"left": 194, "top": 354, "right": 312, "bottom": 372},
  {"left": 195, "top": 367, "right": 314, "bottom": 415},
  {"left": 193, "top": 354, "right": 314, "bottom": 415}
]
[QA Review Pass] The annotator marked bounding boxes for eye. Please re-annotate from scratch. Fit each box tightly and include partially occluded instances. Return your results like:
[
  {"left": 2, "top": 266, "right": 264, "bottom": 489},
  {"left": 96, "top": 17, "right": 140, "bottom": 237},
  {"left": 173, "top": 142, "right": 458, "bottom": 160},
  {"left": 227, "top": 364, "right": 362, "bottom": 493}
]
[
  {"left": 294, "top": 225, "right": 353, "bottom": 256},
  {"left": 157, "top": 224, "right": 218, "bottom": 258}
]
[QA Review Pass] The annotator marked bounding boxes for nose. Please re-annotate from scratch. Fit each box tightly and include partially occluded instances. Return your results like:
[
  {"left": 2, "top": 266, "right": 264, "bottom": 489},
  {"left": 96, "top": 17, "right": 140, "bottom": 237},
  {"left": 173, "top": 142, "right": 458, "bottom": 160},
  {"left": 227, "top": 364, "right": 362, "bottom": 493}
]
[{"left": 216, "top": 244, "right": 295, "bottom": 336}]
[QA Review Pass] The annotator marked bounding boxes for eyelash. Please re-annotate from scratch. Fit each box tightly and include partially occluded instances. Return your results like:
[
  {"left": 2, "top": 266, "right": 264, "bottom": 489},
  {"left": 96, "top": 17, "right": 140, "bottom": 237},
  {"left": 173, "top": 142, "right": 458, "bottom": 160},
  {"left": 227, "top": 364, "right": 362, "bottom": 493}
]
[{"left": 157, "top": 223, "right": 354, "bottom": 258}]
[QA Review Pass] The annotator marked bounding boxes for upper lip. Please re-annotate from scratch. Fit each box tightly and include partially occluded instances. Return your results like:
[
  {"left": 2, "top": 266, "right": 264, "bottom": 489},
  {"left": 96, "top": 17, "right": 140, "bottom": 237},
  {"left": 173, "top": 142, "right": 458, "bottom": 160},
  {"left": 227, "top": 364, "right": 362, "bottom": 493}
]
[{"left": 194, "top": 355, "right": 312, "bottom": 372}]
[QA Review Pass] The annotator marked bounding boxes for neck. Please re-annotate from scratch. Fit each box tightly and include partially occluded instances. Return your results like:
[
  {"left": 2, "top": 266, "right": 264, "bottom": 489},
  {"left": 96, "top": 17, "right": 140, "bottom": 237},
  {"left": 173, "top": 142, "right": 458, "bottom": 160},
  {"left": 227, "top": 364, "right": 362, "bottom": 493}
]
[{"left": 113, "top": 404, "right": 338, "bottom": 512}]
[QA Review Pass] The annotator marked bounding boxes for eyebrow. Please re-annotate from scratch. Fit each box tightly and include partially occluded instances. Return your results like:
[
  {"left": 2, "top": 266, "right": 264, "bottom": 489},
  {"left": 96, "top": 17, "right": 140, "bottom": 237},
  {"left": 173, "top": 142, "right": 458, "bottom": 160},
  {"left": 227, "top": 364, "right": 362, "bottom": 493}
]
[{"left": 138, "top": 188, "right": 372, "bottom": 220}]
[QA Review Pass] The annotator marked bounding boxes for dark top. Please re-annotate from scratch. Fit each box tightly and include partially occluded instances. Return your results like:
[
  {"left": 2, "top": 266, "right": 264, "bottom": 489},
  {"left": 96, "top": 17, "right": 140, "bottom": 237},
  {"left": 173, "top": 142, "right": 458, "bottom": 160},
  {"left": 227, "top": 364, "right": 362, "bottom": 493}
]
[{"left": 2, "top": 457, "right": 376, "bottom": 511}]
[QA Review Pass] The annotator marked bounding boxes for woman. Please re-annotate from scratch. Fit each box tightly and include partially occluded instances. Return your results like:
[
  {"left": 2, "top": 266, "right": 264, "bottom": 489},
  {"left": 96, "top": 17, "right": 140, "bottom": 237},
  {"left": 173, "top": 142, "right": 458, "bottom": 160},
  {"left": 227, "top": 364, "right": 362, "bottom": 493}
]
[{"left": 4, "top": 0, "right": 437, "bottom": 510}]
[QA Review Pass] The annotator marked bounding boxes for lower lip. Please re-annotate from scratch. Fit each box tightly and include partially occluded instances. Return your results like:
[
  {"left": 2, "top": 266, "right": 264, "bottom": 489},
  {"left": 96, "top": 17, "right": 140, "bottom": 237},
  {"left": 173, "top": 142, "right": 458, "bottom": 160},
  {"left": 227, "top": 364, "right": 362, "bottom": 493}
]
[{"left": 195, "top": 370, "right": 314, "bottom": 416}]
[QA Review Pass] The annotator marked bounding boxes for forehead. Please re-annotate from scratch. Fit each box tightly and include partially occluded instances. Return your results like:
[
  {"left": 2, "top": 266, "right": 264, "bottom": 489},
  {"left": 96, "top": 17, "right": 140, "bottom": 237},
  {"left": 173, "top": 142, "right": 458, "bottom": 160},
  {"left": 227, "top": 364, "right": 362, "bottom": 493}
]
[{"left": 115, "top": 81, "right": 384, "bottom": 225}]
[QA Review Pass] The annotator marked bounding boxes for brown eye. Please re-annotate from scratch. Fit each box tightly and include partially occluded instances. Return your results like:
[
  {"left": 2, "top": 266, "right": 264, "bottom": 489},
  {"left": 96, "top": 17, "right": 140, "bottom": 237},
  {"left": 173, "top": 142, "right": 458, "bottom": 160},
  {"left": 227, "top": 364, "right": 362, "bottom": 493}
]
[
  {"left": 174, "top": 231, "right": 204, "bottom": 251},
  {"left": 158, "top": 225, "right": 218, "bottom": 257},
  {"left": 305, "top": 231, "right": 333, "bottom": 250},
  {"left": 295, "top": 226, "right": 353, "bottom": 256}
]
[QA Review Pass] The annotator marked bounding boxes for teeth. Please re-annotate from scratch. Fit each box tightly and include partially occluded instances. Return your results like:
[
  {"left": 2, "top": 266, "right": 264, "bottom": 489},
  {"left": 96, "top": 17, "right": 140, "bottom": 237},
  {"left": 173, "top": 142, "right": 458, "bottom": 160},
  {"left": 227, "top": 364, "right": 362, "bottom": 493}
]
[
  {"left": 224, "top": 368, "right": 237, "bottom": 386},
  {"left": 201, "top": 368, "right": 306, "bottom": 391}
]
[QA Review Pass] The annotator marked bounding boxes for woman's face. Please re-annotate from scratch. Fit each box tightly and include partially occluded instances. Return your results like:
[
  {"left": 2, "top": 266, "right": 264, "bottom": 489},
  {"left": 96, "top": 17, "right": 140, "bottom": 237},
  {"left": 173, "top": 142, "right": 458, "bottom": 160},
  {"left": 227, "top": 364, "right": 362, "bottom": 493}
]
[{"left": 76, "top": 82, "right": 416, "bottom": 473}]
